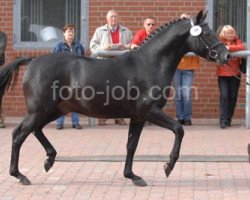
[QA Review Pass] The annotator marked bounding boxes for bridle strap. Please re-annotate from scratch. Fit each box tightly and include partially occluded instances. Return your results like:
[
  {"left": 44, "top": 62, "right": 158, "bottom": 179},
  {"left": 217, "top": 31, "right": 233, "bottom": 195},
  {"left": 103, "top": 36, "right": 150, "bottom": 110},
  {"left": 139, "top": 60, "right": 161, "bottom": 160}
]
[
  {"left": 190, "top": 20, "right": 224, "bottom": 60},
  {"left": 225, "top": 62, "right": 250, "bottom": 85},
  {"left": 210, "top": 41, "right": 223, "bottom": 49}
]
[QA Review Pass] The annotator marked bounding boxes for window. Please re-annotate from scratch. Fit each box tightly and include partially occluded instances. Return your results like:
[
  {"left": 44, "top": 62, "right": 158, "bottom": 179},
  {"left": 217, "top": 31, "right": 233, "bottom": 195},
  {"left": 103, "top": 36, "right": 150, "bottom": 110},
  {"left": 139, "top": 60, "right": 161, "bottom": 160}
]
[
  {"left": 206, "top": 0, "right": 247, "bottom": 42},
  {"left": 13, "top": 0, "right": 89, "bottom": 50}
]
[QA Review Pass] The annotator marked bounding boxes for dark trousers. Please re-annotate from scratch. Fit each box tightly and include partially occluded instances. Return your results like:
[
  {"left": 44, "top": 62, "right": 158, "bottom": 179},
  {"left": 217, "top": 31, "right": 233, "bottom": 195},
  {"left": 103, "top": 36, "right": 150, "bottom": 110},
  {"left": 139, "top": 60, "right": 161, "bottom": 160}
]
[{"left": 218, "top": 76, "right": 240, "bottom": 123}]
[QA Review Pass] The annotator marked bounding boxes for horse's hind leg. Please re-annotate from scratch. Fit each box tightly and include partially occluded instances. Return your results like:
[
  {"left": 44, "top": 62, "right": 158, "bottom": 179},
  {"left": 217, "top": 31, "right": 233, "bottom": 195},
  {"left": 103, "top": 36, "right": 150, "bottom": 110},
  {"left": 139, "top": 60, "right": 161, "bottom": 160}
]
[
  {"left": 123, "top": 119, "right": 147, "bottom": 186},
  {"left": 9, "top": 115, "right": 37, "bottom": 185},
  {"left": 148, "top": 108, "right": 184, "bottom": 177},
  {"left": 33, "top": 130, "right": 57, "bottom": 172},
  {"left": 33, "top": 111, "right": 64, "bottom": 172}
]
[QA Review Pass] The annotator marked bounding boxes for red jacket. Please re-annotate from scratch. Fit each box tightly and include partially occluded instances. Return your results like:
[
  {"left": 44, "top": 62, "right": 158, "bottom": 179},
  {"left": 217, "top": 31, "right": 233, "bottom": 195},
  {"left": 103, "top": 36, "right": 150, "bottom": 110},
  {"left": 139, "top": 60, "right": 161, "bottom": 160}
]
[
  {"left": 217, "top": 36, "right": 245, "bottom": 77},
  {"left": 131, "top": 29, "right": 148, "bottom": 45}
]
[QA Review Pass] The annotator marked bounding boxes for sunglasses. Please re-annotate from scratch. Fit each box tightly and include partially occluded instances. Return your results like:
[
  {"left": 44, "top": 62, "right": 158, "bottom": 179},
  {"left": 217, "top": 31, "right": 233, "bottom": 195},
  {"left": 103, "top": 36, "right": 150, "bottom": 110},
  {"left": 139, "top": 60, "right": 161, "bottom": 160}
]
[{"left": 147, "top": 23, "right": 155, "bottom": 26}]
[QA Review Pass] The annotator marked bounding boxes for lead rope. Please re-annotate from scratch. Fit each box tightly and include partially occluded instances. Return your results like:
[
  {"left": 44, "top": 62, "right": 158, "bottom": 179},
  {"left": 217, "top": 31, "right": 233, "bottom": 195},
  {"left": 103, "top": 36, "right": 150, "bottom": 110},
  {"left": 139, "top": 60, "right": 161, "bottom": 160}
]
[{"left": 225, "top": 62, "right": 250, "bottom": 85}]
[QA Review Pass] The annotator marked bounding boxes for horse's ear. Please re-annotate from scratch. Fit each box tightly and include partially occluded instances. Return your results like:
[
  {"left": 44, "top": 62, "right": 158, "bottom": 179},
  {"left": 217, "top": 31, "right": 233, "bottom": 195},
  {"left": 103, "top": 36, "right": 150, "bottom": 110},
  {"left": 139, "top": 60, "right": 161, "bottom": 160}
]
[{"left": 196, "top": 10, "right": 207, "bottom": 24}]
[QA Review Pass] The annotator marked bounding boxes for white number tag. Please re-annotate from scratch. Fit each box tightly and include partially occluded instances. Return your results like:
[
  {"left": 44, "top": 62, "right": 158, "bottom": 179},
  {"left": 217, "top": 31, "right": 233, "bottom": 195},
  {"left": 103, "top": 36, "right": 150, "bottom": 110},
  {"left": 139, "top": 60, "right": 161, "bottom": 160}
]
[{"left": 190, "top": 25, "right": 202, "bottom": 36}]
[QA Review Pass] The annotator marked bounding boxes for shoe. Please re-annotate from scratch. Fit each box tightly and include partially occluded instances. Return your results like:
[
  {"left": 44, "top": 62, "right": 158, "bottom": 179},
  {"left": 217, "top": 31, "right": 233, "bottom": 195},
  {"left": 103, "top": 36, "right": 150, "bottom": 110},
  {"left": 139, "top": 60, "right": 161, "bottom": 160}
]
[
  {"left": 115, "top": 119, "right": 126, "bottom": 125},
  {"left": 220, "top": 122, "right": 227, "bottom": 129},
  {"left": 183, "top": 119, "right": 192, "bottom": 126},
  {"left": 0, "top": 122, "right": 5, "bottom": 128},
  {"left": 56, "top": 124, "right": 63, "bottom": 130},
  {"left": 98, "top": 119, "right": 106, "bottom": 126},
  {"left": 177, "top": 119, "right": 184, "bottom": 124},
  {"left": 72, "top": 124, "right": 82, "bottom": 129},
  {"left": 226, "top": 121, "right": 231, "bottom": 127},
  {"left": 144, "top": 121, "right": 152, "bottom": 127}
]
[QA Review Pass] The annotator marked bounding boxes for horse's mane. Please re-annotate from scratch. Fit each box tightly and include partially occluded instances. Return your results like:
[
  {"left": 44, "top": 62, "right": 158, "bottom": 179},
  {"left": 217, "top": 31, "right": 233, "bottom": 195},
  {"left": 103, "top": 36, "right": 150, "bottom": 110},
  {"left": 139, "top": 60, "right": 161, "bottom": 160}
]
[{"left": 133, "top": 17, "right": 188, "bottom": 50}]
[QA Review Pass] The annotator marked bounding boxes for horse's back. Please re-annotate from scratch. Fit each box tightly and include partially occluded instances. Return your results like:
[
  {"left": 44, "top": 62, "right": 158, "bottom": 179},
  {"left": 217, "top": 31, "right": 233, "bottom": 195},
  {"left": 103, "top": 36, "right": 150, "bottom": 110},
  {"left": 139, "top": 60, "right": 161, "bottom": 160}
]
[{"left": 23, "top": 53, "right": 90, "bottom": 110}]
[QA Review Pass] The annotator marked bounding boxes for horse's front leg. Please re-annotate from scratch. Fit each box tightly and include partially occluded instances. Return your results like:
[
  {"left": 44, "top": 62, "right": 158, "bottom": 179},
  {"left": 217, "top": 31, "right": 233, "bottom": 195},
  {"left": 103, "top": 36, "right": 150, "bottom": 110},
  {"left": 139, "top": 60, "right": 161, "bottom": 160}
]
[
  {"left": 148, "top": 108, "right": 184, "bottom": 177},
  {"left": 33, "top": 130, "right": 57, "bottom": 172},
  {"left": 123, "top": 119, "right": 147, "bottom": 186}
]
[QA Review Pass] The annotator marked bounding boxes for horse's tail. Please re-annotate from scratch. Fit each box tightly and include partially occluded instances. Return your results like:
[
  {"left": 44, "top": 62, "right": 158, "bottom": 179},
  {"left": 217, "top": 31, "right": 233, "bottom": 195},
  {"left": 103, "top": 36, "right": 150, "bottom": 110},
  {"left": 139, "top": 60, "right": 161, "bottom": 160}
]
[{"left": 0, "top": 57, "right": 33, "bottom": 110}]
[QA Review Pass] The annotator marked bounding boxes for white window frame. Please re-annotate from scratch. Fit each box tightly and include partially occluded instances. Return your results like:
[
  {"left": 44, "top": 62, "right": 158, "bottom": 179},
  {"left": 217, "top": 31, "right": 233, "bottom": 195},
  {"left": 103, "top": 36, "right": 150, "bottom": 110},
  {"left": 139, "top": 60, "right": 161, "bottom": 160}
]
[
  {"left": 13, "top": 0, "right": 89, "bottom": 50},
  {"left": 205, "top": 0, "right": 246, "bottom": 42}
]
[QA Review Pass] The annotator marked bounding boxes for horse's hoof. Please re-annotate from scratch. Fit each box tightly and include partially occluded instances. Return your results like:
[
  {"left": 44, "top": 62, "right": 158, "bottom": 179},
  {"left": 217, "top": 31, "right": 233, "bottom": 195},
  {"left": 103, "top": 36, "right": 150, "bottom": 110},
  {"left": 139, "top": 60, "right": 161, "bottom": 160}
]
[
  {"left": 20, "top": 176, "right": 31, "bottom": 185},
  {"left": 44, "top": 159, "right": 54, "bottom": 172},
  {"left": 132, "top": 177, "right": 147, "bottom": 187},
  {"left": 164, "top": 163, "right": 172, "bottom": 177}
]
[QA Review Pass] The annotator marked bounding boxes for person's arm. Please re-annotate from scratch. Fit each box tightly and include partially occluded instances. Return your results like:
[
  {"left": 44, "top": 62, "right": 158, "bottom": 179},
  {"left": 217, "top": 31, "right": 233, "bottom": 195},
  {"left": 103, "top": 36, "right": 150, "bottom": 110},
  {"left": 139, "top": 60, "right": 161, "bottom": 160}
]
[
  {"left": 53, "top": 42, "right": 62, "bottom": 53},
  {"left": 78, "top": 42, "right": 85, "bottom": 56},
  {"left": 130, "top": 31, "right": 143, "bottom": 49},
  {"left": 228, "top": 39, "right": 245, "bottom": 52},
  {"left": 125, "top": 29, "right": 133, "bottom": 49},
  {"left": 131, "top": 31, "right": 142, "bottom": 45},
  {"left": 90, "top": 28, "right": 102, "bottom": 54},
  {"left": 118, "top": 27, "right": 133, "bottom": 50}
]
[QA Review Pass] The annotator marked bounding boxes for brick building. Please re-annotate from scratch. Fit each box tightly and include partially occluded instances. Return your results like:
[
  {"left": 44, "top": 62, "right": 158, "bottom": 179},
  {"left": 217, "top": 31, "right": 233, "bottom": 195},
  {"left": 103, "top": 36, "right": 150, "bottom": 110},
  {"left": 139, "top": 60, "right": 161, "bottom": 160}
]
[{"left": 0, "top": 0, "right": 246, "bottom": 119}]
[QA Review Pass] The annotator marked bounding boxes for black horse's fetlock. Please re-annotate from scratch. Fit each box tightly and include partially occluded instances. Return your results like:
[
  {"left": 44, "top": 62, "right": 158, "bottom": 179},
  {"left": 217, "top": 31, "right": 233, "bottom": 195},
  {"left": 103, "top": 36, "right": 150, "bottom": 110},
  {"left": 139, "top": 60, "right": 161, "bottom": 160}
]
[
  {"left": 44, "top": 158, "right": 54, "bottom": 172},
  {"left": 164, "top": 163, "right": 173, "bottom": 177},
  {"left": 124, "top": 173, "right": 132, "bottom": 179}
]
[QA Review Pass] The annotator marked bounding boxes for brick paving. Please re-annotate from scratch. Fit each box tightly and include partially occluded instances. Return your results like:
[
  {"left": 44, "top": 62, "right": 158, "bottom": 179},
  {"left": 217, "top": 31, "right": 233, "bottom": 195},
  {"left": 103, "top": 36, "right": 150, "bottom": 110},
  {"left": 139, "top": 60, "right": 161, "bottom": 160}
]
[{"left": 0, "top": 117, "right": 249, "bottom": 200}]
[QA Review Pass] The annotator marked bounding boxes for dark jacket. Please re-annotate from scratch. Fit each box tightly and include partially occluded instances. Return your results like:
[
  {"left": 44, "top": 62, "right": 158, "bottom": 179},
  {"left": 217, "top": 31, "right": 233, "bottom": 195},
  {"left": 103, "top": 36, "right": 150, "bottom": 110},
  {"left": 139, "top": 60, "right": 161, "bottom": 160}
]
[
  {"left": 53, "top": 41, "right": 84, "bottom": 56},
  {"left": 0, "top": 31, "right": 7, "bottom": 65}
]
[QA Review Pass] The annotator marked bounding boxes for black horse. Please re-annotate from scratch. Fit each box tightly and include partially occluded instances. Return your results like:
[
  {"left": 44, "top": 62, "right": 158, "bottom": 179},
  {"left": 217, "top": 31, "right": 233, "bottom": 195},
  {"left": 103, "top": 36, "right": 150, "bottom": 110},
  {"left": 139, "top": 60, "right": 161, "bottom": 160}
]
[{"left": 0, "top": 11, "right": 230, "bottom": 186}]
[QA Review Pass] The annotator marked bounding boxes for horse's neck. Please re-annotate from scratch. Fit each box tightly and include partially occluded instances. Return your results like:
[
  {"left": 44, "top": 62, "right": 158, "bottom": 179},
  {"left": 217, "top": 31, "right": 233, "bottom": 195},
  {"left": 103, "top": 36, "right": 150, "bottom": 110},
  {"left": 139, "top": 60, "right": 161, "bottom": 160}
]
[{"left": 141, "top": 21, "right": 190, "bottom": 80}]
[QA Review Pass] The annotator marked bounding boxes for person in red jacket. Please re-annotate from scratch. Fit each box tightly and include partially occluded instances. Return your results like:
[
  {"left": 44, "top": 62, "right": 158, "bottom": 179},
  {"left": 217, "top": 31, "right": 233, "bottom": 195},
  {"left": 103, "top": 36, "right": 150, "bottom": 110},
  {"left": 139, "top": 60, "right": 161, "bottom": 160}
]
[
  {"left": 130, "top": 16, "right": 156, "bottom": 49},
  {"left": 217, "top": 25, "right": 245, "bottom": 128}
]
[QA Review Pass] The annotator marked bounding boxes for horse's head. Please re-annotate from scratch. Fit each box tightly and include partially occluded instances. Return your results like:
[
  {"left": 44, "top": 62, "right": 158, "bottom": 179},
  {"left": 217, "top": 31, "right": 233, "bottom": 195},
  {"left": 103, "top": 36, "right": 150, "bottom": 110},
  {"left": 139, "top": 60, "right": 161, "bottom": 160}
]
[{"left": 186, "top": 10, "right": 231, "bottom": 64}]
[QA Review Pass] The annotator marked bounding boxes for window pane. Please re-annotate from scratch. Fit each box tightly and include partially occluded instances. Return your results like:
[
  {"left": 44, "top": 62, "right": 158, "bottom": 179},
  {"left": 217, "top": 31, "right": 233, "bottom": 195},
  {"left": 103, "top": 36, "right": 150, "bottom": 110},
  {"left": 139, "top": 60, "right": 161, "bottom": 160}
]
[
  {"left": 21, "top": 0, "right": 81, "bottom": 42},
  {"left": 213, "top": 0, "right": 246, "bottom": 42}
]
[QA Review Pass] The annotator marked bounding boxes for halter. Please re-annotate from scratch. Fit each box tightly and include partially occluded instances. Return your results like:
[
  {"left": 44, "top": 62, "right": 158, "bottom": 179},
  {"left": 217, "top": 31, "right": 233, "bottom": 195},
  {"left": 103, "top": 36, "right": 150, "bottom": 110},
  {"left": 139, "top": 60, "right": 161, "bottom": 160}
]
[
  {"left": 190, "top": 20, "right": 249, "bottom": 85},
  {"left": 190, "top": 20, "right": 224, "bottom": 60}
]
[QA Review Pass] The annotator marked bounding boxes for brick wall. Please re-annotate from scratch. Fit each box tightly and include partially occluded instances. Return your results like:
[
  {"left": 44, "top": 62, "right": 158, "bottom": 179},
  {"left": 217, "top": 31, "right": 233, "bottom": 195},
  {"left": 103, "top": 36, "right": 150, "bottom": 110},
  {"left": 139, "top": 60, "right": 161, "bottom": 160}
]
[{"left": 0, "top": 0, "right": 246, "bottom": 119}]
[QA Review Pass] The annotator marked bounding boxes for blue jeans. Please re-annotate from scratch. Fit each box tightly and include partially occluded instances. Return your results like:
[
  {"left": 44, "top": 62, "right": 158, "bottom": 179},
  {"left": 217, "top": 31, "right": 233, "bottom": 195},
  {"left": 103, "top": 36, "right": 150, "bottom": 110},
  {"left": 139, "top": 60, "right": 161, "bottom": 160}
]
[
  {"left": 173, "top": 69, "right": 194, "bottom": 120},
  {"left": 56, "top": 112, "right": 80, "bottom": 125},
  {"left": 218, "top": 76, "right": 240, "bottom": 123}
]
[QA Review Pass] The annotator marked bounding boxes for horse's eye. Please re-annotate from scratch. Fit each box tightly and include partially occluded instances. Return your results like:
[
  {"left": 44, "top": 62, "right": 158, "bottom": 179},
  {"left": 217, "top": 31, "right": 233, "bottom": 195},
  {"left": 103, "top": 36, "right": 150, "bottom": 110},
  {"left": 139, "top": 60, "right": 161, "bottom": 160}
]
[{"left": 203, "top": 31, "right": 209, "bottom": 35}]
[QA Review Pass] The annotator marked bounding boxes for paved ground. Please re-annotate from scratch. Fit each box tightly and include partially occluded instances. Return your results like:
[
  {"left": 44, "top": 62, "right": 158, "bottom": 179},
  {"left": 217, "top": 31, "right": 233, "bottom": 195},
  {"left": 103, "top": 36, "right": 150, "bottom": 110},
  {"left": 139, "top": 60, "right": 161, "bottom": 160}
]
[{"left": 0, "top": 117, "right": 249, "bottom": 200}]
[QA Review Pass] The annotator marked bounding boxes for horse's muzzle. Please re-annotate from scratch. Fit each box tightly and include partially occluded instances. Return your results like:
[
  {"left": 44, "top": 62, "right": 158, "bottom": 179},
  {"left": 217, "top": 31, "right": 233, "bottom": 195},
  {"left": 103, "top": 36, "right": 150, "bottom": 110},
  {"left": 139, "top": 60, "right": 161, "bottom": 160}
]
[
  {"left": 217, "top": 51, "right": 231, "bottom": 65},
  {"left": 226, "top": 53, "right": 232, "bottom": 62},
  {"left": 220, "top": 52, "right": 232, "bottom": 64}
]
